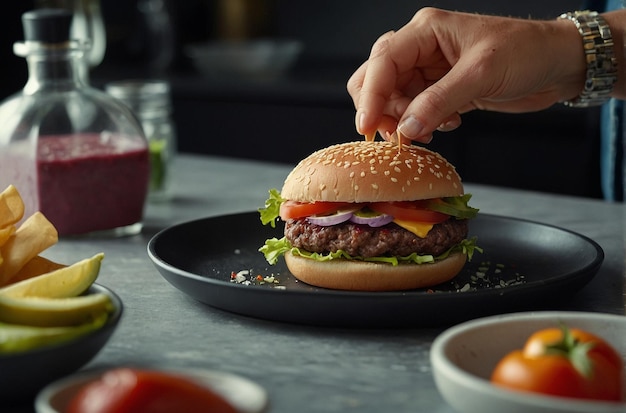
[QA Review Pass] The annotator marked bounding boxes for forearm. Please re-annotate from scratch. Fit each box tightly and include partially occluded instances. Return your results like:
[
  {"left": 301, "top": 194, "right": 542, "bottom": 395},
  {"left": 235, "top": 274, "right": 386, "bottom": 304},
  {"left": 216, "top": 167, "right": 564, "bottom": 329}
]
[{"left": 347, "top": 7, "right": 626, "bottom": 143}]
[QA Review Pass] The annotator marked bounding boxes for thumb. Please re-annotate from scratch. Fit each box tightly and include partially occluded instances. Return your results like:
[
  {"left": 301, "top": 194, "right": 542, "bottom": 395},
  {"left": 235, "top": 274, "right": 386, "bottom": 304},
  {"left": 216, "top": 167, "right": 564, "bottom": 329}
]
[{"left": 398, "top": 62, "right": 484, "bottom": 142}]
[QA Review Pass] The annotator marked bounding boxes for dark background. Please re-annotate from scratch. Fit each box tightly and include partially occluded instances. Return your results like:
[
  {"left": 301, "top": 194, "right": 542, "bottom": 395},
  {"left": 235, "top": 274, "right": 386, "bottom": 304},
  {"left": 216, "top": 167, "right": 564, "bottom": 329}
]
[{"left": 1, "top": 1, "right": 601, "bottom": 198}]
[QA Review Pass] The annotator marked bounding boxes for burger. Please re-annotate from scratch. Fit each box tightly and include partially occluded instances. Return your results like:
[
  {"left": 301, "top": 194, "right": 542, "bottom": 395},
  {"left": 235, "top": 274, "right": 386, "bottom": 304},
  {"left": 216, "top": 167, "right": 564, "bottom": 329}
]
[{"left": 259, "top": 140, "right": 480, "bottom": 291}]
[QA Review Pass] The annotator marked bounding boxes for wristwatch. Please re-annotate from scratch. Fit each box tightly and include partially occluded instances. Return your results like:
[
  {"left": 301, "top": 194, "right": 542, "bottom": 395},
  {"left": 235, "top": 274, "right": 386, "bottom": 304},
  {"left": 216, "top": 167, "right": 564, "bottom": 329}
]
[{"left": 558, "top": 10, "right": 618, "bottom": 107}]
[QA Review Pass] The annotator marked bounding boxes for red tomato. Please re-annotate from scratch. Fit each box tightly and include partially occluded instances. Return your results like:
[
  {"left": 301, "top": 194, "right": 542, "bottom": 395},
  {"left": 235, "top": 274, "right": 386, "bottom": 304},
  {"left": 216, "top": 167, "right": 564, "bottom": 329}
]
[
  {"left": 369, "top": 201, "right": 449, "bottom": 223},
  {"left": 67, "top": 368, "right": 237, "bottom": 413},
  {"left": 524, "top": 328, "right": 624, "bottom": 368},
  {"left": 491, "top": 326, "right": 624, "bottom": 401},
  {"left": 279, "top": 200, "right": 353, "bottom": 220}
]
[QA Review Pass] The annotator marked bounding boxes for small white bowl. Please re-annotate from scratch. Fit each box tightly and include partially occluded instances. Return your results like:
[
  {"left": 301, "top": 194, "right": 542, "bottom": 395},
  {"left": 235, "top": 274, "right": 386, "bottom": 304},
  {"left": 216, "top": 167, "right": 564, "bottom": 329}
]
[
  {"left": 186, "top": 39, "right": 303, "bottom": 80},
  {"left": 430, "top": 311, "right": 626, "bottom": 413},
  {"left": 35, "top": 367, "right": 268, "bottom": 413}
]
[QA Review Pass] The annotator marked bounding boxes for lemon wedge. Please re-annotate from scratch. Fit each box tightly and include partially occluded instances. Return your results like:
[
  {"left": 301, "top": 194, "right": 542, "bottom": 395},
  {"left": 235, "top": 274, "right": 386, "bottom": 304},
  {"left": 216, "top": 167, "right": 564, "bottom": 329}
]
[
  {"left": 0, "top": 253, "right": 103, "bottom": 299},
  {"left": 0, "top": 313, "right": 108, "bottom": 354},
  {"left": 0, "top": 293, "right": 113, "bottom": 327}
]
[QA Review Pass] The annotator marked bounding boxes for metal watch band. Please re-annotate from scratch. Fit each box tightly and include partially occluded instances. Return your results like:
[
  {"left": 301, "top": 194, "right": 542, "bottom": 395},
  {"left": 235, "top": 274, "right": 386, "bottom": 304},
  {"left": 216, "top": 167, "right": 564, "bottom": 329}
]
[{"left": 558, "top": 10, "right": 618, "bottom": 107}]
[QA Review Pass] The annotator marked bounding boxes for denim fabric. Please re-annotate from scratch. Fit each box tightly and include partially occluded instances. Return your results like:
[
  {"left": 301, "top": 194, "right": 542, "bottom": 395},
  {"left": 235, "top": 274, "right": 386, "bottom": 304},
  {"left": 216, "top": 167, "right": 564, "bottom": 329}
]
[
  {"left": 600, "top": 100, "right": 624, "bottom": 200},
  {"left": 584, "top": 0, "right": 624, "bottom": 200},
  {"left": 603, "top": 0, "right": 625, "bottom": 200}
]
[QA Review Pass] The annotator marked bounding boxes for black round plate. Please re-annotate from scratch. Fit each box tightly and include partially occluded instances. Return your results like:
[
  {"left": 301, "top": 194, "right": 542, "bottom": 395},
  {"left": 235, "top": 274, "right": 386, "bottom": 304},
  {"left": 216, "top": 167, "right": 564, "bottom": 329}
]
[{"left": 147, "top": 213, "right": 603, "bottom": 328}]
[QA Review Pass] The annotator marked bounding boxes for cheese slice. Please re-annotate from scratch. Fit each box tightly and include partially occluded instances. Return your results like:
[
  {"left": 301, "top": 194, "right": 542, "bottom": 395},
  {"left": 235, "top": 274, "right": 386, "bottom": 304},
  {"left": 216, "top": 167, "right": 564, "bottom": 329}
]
[{"left": 393, "top": 219, "right": 434, "bottom": 238}]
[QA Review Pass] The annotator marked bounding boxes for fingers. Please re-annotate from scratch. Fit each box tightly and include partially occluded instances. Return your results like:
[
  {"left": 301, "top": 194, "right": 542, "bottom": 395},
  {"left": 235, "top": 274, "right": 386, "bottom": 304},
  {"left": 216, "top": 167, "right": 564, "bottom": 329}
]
[
  {"left": 349, "top": 8, "right": 466, "bottom": 141},
  {"left": 396, "top": 45, "right": 493, "bottom": 141},
  {"left": 385, "top": 130, "right": 416, "bottom": 146},
  {"left": 375, "top": 114, "right": 402, "bottom": 140},
  {"left": 437, "top": 113, "right": 462, "bottom": 132},
  {"left": 346, "top": 61, "right": 367, "bottom": 111},
  {"left": 348, "top": 8, "right": 499, "bottom": 144},
  {"left": 350, "top": 31, "right": 398, "bottom": 138}
]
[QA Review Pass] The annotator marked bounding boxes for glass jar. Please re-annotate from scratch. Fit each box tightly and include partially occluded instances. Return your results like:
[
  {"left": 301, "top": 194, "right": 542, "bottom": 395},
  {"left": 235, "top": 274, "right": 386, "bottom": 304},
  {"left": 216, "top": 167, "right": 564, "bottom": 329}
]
[
  {"left": 106, "top": 80, "right": 177, "bottom": 202},
  {"left": 0, "top": 9, "right": 150, "bottom": 237}
]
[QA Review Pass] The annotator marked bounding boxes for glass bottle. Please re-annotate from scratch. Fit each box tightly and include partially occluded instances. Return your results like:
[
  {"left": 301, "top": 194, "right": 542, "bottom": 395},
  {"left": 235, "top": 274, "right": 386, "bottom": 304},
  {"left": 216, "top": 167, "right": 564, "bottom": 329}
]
[
  {"left": 106, "top": 80, "right": 177, "bottom": 202},
  {"left": 35, "top": 0, "right": 106, "bottom": 68},
  {"left": 0, "top": 8, "right": 150, "bottom": 237}
]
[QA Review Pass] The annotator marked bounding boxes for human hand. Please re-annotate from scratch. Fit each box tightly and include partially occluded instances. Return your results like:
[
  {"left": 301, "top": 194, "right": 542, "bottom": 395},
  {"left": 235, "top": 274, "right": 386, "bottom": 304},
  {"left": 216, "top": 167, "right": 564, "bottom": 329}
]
[{"left": 347, "top": 7, "right": 586, "bottom": 143}]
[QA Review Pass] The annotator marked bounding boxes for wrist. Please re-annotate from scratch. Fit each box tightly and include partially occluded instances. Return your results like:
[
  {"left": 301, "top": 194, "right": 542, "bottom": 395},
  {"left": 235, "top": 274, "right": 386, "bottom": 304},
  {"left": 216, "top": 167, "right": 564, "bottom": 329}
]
[
  {"left": 550, "top": 17, "right": 589, "bottom": 103},
  {"left": 557, "top": 11, "right": 618, "bottom": 107}
]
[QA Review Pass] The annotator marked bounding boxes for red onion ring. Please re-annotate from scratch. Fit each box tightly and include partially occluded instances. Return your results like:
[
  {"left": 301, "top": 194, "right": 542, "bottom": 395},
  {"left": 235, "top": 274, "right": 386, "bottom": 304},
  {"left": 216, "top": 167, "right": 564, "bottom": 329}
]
[
  {"left": 307, "top": 208, "right": 394, "bottom": 227},
  {"left": 350, "top": 213, "right": 393, "bottom": 227},
  {"left": 306, "top": 209, "right": 355, "bottom": 226}
]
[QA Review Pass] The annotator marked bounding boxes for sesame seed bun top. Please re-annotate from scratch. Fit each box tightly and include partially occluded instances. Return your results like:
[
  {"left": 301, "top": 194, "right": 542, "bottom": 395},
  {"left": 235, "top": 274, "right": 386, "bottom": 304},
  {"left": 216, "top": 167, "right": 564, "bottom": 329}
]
[{"left": 280, "top": 141, "right": 464, "bottom": 203}]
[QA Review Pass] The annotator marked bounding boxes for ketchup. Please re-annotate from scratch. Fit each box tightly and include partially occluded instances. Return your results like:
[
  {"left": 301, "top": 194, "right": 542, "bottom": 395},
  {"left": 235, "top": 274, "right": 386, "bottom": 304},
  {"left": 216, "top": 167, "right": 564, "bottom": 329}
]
[{"left": 67, "top": 368, "right": 238, "bottom": 413}]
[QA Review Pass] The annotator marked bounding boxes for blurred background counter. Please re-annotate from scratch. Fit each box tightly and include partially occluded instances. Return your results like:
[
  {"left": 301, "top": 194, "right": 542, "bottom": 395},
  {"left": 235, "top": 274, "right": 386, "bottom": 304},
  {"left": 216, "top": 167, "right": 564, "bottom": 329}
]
[{"left": 0, "top": 0, "right": 601, "bottom": 198}]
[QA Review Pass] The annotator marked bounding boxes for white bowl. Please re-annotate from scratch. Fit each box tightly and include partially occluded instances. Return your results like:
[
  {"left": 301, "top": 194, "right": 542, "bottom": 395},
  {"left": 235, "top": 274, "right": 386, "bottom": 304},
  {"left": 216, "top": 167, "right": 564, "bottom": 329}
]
[
  {"left": 430, "top": 311, "right": 626, "bottom": 413},
  {"left": 35, "top": 367, "right": 268, "bottom": 413},
  {"left": 186, "top": 39, "right": 302, "bottom": 80}
]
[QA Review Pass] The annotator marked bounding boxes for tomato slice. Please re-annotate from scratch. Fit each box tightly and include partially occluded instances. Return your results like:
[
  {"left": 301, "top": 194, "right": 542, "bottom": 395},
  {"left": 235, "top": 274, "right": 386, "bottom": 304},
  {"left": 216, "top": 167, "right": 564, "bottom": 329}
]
[
  {"left": 279, "top": 201, "right": 353, "bottom": 220},
  {"left": 369, "top": 201, "right": 449, "bottom": 223},
  {"left": 279, "top": 200, "right": 450, "bottom": 223}
]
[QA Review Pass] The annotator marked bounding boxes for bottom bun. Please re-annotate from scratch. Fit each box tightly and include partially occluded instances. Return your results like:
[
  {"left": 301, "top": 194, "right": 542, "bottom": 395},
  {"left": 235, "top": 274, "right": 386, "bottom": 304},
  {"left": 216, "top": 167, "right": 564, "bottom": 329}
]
[{"left": 284, "top": 251, "right": 467, "bottom": 292}]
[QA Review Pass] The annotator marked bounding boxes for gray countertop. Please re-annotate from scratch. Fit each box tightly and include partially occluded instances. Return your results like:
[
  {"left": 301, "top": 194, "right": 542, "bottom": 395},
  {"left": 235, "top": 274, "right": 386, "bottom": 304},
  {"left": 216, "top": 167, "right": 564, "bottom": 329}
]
[{"left": 9, "top": 153, "right": 625, "bottom": 413}]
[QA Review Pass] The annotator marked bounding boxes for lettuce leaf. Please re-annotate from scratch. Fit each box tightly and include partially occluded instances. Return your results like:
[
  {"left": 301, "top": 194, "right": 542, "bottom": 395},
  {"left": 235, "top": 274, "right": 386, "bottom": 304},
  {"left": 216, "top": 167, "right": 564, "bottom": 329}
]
[
  {"left": 426, "top": 194, "right": 480, "bottom": 219},
  {"left": 258, "top": 188, "right": 284, "bottom": 228},
  {"left": 259, "top": 236, "right": 481, "bottom": 266}
]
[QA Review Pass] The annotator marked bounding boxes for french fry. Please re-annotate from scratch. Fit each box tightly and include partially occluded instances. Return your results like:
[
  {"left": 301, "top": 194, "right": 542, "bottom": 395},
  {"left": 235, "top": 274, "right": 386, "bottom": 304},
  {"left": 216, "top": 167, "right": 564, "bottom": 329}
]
[
  {"left": 0, "top": 185, "right": 25, "bottom": 228},
  {"left": 0, "top": 212, "right": 58, "bottom": 285},
  {"left": 0, "top": 226, "right": 16, "bottom": 270},
  {"left": 0, "top": 225, "right": 16, "bottom": 247}
]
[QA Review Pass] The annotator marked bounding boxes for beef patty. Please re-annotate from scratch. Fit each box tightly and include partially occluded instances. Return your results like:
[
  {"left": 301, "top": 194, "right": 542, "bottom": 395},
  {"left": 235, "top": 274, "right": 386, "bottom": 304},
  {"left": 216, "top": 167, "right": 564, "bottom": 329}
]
[{"left": 284, "top": 218, "right": 468, "bottom": 258}]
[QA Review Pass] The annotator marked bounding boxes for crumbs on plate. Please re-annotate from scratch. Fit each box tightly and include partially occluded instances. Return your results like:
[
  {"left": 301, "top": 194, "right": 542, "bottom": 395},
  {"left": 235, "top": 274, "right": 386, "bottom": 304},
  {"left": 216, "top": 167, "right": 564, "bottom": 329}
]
[
  {"left": 423, "top": 261, "right": 526, "bottom": 294},
  {"left": 230, "top": 269, "right": 285, "bottom": 289},
  {"left": 449, "top": 260, "right": 526, "bottom": 292}
]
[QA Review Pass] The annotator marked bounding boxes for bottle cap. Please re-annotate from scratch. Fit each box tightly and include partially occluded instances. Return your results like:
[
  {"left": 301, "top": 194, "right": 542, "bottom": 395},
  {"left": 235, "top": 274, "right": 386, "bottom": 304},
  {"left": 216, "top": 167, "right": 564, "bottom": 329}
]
[{"left": 21, "top": 8, "right": 73, "bottom": 43}]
